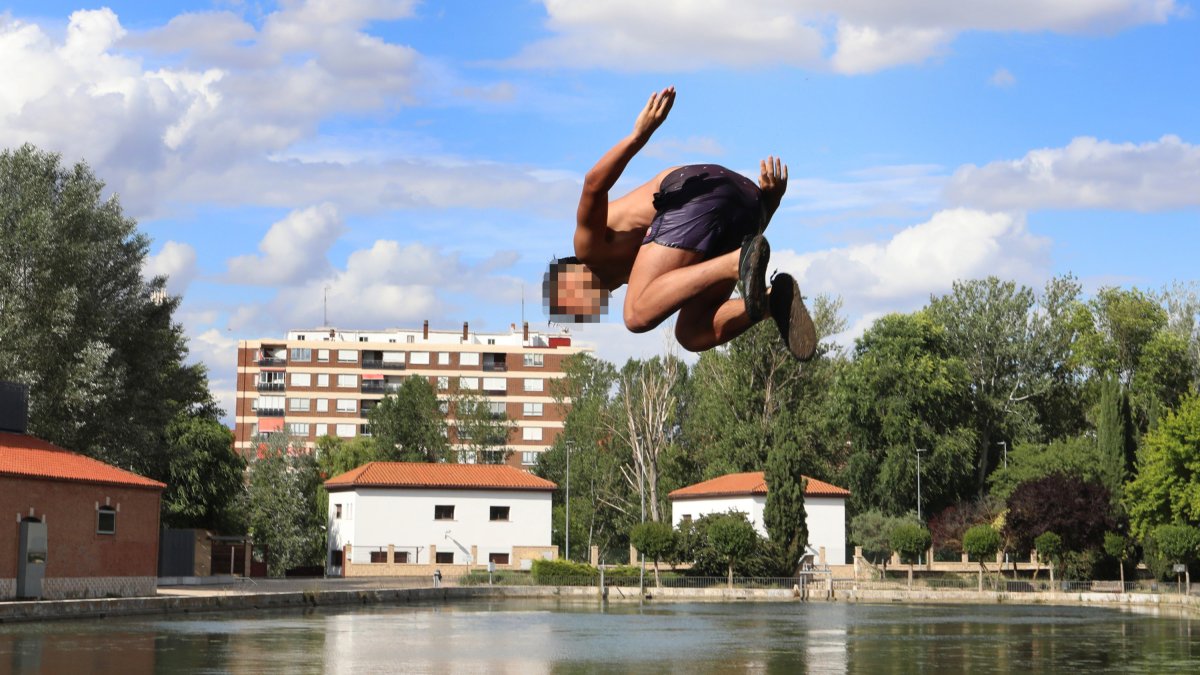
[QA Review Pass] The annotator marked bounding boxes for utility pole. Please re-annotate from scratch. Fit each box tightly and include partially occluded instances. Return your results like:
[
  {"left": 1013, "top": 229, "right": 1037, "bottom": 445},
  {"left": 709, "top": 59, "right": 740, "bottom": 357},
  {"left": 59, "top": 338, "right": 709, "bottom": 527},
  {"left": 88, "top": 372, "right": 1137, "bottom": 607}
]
[{"left": 916, "top": 448, "right": 928, "bottom": 566}]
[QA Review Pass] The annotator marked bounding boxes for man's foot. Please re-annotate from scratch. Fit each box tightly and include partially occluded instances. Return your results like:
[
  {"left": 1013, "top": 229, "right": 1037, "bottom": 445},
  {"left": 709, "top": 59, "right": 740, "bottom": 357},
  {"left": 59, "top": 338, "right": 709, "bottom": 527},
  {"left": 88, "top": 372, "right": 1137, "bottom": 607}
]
[
  {"left": 739, "top": 235, "right": 770, "bottom": 322},
  {"left": 769, "top": 273, "right": 817, "bottom": 361}
]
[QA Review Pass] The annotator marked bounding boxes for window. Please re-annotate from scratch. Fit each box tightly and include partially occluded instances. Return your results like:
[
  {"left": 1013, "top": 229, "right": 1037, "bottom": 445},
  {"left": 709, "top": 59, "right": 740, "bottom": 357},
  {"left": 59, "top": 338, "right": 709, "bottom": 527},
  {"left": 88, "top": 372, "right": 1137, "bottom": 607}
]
[
  {"left": 317, "top": 349, "right": 330, "bottom": 362},
  {"left": 482, "top": 377, "right": 506, "bottom": 392},
  {"left": 437, "top": 376, "right": 449, "bottom": 390},
  {"left": 316, "top": 423, "right": 329, "bottom": 437},
  {"left": 459, "top": 377, "right": 479, "bottom": 390},
  {"left": 436, "top": 551, "right": 454, "bottom": 564},
  {"left": 337, "top": 350, "right": 358, "bottom": 363},
  {"left": 434, "top": 505, "right": 455, "bottom": 520},
  {"left": 254, "top": 395, "right": 284, "bottom": 411},
  {"left": 487, "top": 338, "right": 496, "bottom": 345},
  {"left": 489, "top": 506, "right": 510, "bottom": 521},
  {"left": 438, "top": 352, "right": 450, "bottom": 365},
  {"left": 522, "top": 427, "right": 543, "bottom": 441},
  {"left": 410, "top": 351, "right": 430, "bottom": 365},
  {"left": 298, "top": 335, "right": 306, "bottom": 341},
  {"left": 288, "top": 423, "right": 310, "bottom": 436},
  {"left": 317, "top": 373, "right": 330, "bottom": 387},
  {"left": 524, "top": 353, "right": 544, "bottom": 368},
  {"left": 406, "top": 335, "right": 415, "bottom": 343},
  {"left": 336, "top": 399, "right": 356, "bottom": 413},
  {"left": 489, "top": 553, "right": 510, "bottom": 565},
  {"left": 359, "top": 336, "right": 368, "bottom": 342},
  {"left": 289, "top": 398, "right": 311, "bottom": 412},
  {"left": 290, "top": 373, "right": 312, "bottom": 387},
  {"left": 524, "top": 378, "right": 544, "bottom": 392},
  {"left": 97, "top": 506, "right": 116, "bottom": 534},
  {"left": 334, "top": 504, "right": 342, "bottom": 519},
  {"left": 290, "top": 348, "right": 312, "bottom": 362},
  {"left": 523, "top": 403, "right": 544, "bottom": 417},
  {"left": 460, "top": 352, "right": 480, "bottom": 367},
  {"left": 370, "top": 551, "right": 387, "bottom": 563},
  {"left": 335, "top": 424, "right": 356, "bottom": 438},
  {"left": 488, "top": 402, "right": 506, "bottom": 417},
  {"left": 337, "top": 374, "right": 357, "bottom": 388},
  {"left": 438, "top": 401, "right": 450, "bottom": 414},
  {"left": 394, "top": 551, "right": 409, "bottom": 563},
  {"left": 317, "top": 399, "right": 329, "bottom": 413}
]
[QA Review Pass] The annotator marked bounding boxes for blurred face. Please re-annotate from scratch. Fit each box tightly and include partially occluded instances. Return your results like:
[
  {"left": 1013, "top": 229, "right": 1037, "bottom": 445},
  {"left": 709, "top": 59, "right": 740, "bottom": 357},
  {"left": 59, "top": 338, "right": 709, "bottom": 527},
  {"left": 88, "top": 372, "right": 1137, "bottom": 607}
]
[{"left": 556, "top": 265, "right": 605, "bottom": 317}]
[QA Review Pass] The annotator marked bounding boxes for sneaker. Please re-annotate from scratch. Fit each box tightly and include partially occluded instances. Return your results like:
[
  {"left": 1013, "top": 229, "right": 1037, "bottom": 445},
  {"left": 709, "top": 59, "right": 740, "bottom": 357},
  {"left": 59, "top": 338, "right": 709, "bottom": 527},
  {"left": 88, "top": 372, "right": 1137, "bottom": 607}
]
[
  {"left": 738, "top": 235, "right": 770, "bottom": 322},
  {"left": 769, "top": 272, "right": 817, "bottom": 361}
]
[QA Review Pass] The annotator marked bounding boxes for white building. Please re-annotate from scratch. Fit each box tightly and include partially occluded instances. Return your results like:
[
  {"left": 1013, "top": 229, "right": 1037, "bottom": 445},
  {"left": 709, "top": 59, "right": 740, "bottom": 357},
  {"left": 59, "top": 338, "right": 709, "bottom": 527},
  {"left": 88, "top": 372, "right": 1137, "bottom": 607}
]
[
  {"left": 668, "top": 471, "right": 850, "bottom": 566},
  {"left": 325, "top": 462, "right": 558, "bottom": 576}
]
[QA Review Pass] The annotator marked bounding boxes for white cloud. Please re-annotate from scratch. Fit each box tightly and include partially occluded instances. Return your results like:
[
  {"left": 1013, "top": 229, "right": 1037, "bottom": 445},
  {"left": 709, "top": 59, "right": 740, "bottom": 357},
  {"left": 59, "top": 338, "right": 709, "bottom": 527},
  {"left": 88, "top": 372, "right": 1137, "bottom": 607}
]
[
  {"left": 190, "top": 327, "right": 239, "bottom": 419},
  {"left": 775, "top": 209, "right": 1052, "bottom": 318},
  {"left": 945, "top": 135, "right": 1200, "bottom": 212},
  {"left": 642, "top": 136, "right": 727, "bottom": 161},
  {"left": 989, "top": 67, "right": 1016, "bottom": 88},
  {"left": 144, "top": 241, "right": 198, "bottom": 295},
  {"left": 226, "top": 204, "right": 345, "bottom": 285},
  {"left": 507, "top": 0, "right": 1177, "bottom": 74}
]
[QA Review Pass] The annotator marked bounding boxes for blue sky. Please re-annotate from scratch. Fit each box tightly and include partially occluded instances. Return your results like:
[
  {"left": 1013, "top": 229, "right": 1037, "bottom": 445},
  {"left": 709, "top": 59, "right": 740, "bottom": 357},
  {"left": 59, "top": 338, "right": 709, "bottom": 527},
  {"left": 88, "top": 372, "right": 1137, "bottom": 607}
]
[{"left": 2, "top": 0, "right": 1198, "bottom": 417}]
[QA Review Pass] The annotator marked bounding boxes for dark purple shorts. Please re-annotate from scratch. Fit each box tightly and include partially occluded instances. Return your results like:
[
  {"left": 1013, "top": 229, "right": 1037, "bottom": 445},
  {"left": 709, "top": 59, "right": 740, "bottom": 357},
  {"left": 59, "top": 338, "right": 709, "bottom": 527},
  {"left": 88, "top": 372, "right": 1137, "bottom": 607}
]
[{"left": 642, "top": 164, "right": 763, "bottom": 259}]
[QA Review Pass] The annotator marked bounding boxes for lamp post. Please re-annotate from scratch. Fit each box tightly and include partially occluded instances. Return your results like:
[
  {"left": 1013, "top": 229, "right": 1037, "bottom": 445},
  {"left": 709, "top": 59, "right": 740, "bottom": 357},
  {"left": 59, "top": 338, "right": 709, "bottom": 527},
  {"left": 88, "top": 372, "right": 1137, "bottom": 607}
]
[
  {"left": 997, "top": 441, "right": 1007, "bottom": 469},
  {"left": 565, "top": 441, "right": 572, "bottom": 562},
  {"left": 916, "top": 448, "right": 928, "bottom": 566}
]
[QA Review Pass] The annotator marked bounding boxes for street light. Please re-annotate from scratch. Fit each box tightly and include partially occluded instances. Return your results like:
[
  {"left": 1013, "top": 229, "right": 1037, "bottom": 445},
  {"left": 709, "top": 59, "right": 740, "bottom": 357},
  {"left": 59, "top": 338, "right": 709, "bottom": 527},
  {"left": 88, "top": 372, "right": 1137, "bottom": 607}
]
[
  {"left": 565, "top": 441, "right": 572, "bottom": 562},
  {"left": 997, "top": 441, "right": 1008, "bottom": 469}
]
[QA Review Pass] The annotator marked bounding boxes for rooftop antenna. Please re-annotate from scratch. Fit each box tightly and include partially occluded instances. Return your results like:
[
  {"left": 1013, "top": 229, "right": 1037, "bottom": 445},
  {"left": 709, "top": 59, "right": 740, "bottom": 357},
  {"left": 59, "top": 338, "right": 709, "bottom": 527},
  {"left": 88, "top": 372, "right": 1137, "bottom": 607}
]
[
  {"left": 521, "top": 284, "right": 525, "bottom": 326},
  {"left": 323, "top": 285, "right": 330, "bottom": 326}
]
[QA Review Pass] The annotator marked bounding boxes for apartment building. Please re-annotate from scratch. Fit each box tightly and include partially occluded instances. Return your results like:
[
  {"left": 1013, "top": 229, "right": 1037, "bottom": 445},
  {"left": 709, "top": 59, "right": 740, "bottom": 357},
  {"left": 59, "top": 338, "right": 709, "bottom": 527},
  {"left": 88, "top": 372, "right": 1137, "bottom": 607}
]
[{"left": 234, "top": 321, "right": 590, "bottom": 468}]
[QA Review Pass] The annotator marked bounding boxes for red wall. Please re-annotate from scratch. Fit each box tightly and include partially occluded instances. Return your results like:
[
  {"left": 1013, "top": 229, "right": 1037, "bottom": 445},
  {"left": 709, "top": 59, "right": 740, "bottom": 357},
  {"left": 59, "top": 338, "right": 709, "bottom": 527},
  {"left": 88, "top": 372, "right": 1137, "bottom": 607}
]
[{"left": 1, "top": 476, "right": 161, "bottom": 579}]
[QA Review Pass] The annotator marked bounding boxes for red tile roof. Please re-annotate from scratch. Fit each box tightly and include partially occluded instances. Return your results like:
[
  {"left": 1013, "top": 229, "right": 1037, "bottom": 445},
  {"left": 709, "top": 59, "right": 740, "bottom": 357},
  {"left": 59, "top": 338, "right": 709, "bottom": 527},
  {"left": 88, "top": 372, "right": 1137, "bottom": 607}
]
[
  {"left": 0, "top": 432, "right": 166, "bottom": 490},
  {"left": 324, "top": 462, "right": 557, "bottom": 492},
  {"left": 668, "top": 471, "right": 849, "bottom": 500}
]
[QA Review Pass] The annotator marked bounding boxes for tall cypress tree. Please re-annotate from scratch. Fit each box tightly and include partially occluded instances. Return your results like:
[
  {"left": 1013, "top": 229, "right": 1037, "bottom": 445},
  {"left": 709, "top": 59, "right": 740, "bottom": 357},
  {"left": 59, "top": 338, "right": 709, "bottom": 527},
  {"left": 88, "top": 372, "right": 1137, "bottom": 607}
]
[
  {"left": 1096, "top": 376, "right": 1135, "bottom": 499},
  {"left": 764, "top": 443, "right": 808, "bottom": 572}
]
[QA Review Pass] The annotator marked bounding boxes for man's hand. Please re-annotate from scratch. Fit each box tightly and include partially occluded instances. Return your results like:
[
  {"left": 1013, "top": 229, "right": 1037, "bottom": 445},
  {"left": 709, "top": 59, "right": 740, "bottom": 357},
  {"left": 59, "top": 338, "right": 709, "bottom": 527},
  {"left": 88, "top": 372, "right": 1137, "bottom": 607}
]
[
  {"left": 632, "top": 86, "right": 675, "bottom": 141},
  {"left": 759, "top": 156, "right": 788, "bottom": 226}
]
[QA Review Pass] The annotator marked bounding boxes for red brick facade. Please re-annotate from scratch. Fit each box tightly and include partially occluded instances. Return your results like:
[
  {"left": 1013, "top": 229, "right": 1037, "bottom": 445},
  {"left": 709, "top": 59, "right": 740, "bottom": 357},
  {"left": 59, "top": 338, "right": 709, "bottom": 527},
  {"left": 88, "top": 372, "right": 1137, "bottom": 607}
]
[{"left": 1, "top": 475, "right": 162, "bottom": 580}]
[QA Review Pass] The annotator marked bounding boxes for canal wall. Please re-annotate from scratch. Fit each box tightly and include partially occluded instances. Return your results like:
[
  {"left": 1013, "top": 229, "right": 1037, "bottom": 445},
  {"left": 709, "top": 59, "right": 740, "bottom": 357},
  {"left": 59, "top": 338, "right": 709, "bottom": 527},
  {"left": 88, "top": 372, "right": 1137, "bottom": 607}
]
[{"left": 1, "top": 583, "right": 1196, "bottom": 624}]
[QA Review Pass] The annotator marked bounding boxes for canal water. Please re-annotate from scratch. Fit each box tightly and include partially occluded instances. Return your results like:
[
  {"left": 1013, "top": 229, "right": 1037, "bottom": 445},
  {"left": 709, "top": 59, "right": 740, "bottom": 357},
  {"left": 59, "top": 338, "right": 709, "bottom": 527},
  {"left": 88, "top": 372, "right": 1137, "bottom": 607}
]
[{"left": 1, "top": 599, "right": 1196, "bottom": 674}]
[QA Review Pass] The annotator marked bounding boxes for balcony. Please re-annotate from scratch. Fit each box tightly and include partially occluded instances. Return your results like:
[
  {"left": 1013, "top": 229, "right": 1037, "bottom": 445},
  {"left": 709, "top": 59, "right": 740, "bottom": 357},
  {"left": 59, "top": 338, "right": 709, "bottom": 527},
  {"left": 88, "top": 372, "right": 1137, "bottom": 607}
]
[
  {"left": 483, "top": 388, "right": 507, "bottom": 396},
  {"left": 256, "top": 381, "right": 285, "bottom": 392},
  {"left": 482, "top": 363, "right": 507, "bottom": 372},
  {"left": 361, "top": 381, "right": 387, "bottom": 394},
  {"left": 255, "top": 408, "right": 285, "bottom": 417},
  {"left": 362, "top": 358, "right": 406, "bottom": 370}
]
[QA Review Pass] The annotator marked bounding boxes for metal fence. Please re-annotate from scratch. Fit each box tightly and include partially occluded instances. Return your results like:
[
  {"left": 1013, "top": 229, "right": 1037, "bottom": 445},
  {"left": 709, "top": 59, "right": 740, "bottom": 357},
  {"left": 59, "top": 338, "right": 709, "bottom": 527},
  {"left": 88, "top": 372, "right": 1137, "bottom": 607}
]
[{"left": 438, "top": 572, "right": 1196, "bottom": 596}]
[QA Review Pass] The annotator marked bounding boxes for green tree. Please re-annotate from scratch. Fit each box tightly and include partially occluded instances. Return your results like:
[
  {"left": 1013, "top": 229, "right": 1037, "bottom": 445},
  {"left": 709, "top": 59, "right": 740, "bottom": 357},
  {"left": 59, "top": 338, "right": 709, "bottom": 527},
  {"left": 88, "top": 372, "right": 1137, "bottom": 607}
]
[
  {"left": 889, "top": 522, "right": 932, "bottom": 587},
  {"left": 161, "top": 414, "right": 245, "bottom": 532},
  {"left": 706, "top": 512, "right": 759, "bottom": 588},
  {"left": 1149, "top": 524, "right": 1200, "bottom": 586},
  {"left": 1095, "top": 376, "right": 1136, "bottom": 498},
  {"left": 987, "top": 436, "right": 1111, "bottom": 502},
  {"left": 314, "top": 435, "right": 384, "bottom": 525},
  {"left": 1103, "top": 532, "right": 1131, "bottom": 587},
  {"left": 835, "top": 312, "right": 976, "bottom": 515},
  {"left": 243, "top": 436, "right": 324, "bottom": 576},
  {"left": 850, "top": 509, "right": 915, "bottom": 576},
  {"left": 963, "top": 524, "right": 1002, "bottom": 589},
  {"left": 629, "top": 521, "right": 676, "bottom": 587},
  {"left": 1125, "top": 395, "right": 1200, "bottom": 542},
  {"left": 1033, "top": 531, "right": 1062, "bottom": 583},
  {"left": 368, "top": 376, "right": 450, "bottom": 462},
  {"left": 0, "top": 144, "right": 218, "bottom": 482},
  {"left": 764, "top": 450, "right": 808, "bottom": 573},
  {"left": 452, "top": 390, "right": 516, "bottom": 464}
]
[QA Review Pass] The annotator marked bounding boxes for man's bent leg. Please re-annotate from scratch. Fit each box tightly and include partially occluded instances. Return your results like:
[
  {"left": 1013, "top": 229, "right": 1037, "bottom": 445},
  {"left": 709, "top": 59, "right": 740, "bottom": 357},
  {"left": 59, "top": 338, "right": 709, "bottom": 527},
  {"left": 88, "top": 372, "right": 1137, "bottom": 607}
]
[
  {"left": 623, "top": 244, "right": 739, "bottom": 333},
  {"left": 675, "top": 279, "right": 760, "bottom": 352}
]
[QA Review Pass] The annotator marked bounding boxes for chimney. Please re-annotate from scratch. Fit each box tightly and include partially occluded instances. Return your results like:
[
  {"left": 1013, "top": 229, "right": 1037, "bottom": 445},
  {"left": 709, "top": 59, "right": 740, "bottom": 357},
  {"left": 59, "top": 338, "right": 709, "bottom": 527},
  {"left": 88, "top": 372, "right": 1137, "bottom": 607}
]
[
  {"left": 523, "top": 321, "right": 529, "bottom": 342},
  {"left": 0, "top": 381, "right": 29, "bottom": 434},
  {"left": 423, "top": 320, "right": 429, "bottom": 340},
  {"left": 462, "top": 322, "right": 469, "bottom": 341}
]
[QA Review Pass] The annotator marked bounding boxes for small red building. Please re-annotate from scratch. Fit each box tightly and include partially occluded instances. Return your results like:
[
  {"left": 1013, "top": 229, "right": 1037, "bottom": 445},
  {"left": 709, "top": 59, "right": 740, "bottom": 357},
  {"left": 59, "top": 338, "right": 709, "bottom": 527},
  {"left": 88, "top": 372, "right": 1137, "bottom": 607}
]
[{"left": 1, "top": 431, "right": 166, "bottom": 599}]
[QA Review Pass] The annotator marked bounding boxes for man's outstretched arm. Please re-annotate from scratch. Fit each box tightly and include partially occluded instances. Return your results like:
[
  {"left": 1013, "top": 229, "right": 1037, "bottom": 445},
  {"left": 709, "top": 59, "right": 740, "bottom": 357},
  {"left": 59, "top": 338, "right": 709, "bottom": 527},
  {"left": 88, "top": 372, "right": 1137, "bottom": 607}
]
[{"left": 576, "top": 86, "right": 676, "bottom": 234}]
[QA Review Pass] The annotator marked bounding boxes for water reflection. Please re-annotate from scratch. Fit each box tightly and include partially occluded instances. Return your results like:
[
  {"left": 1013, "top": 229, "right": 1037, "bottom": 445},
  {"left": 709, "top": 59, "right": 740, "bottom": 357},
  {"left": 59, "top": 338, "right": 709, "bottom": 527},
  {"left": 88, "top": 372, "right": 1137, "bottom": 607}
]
[{"left": 0, "top": 600, "right": 1195, "bottom": 674}]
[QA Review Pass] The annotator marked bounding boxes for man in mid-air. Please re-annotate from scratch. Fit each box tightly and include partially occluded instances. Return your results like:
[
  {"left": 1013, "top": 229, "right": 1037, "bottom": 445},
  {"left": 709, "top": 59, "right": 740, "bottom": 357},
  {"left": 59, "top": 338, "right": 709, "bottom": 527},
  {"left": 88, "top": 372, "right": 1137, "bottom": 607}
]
[{"left": 544, "top": 86, "right": 816, "bottom": 360}]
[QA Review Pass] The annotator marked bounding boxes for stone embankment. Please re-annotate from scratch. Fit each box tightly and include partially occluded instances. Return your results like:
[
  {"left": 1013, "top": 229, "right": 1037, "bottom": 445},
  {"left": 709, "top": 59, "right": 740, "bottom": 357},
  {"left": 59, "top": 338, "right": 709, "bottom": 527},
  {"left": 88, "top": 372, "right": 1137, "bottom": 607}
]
[{"left": 1, "top": 580, "right": 1196, "bottom": 623}]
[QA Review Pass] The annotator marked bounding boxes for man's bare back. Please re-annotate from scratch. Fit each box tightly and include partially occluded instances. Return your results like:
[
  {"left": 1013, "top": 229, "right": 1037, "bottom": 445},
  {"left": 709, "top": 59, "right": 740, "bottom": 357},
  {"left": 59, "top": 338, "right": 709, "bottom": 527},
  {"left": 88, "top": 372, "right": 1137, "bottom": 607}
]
[{"left": 573, "top": 167, "right": 675, "bottom": 289}]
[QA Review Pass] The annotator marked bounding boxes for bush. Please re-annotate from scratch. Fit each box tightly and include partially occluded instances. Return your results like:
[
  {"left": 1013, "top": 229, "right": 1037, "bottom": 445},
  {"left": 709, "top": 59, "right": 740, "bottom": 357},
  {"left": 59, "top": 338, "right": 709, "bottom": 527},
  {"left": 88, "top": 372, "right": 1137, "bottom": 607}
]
[
  {"left": 1145, "top": 523, "right": 1200, "bottom": 580},
  {"left": 962, "top": 525, "right": 1001, "bottom": 562},
  {"left": 889, "top": 523, "right": 932, "bottom": 564},
  {"left": 530, "top": 558, "right": 598, "bottom": 584},
  {"left": 1033, "top": 531, "right": 1062, "bottom": 564}
]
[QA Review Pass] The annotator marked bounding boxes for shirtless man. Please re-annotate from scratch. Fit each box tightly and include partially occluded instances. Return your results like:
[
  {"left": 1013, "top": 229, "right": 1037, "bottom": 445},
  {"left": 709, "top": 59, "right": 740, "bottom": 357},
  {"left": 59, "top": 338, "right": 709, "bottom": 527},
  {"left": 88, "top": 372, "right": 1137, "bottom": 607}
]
[{"left": 544, "top": 86, "right": 816, "bottom": 360}]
